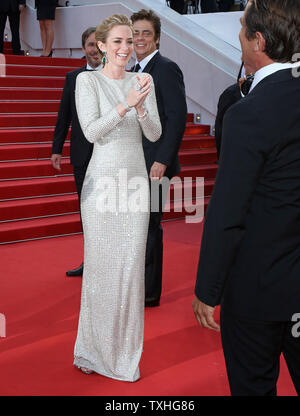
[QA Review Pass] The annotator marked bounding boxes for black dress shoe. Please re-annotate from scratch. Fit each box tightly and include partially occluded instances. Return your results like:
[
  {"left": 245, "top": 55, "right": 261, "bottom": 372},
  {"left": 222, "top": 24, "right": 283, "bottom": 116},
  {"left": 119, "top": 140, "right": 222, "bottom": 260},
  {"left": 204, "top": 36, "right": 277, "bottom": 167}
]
[
  {"left": 66, "top": 263, "right": 83, "bottom": 277},
  {"left": 145, "top": 297, "right": 160, "bottom": 307}
]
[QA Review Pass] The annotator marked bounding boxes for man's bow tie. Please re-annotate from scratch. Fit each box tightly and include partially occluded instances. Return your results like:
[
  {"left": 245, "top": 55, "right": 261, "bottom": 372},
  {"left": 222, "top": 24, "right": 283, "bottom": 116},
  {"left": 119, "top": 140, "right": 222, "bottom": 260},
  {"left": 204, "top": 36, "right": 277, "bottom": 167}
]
[{"left": 239, "top": 74, "right": 254, "bottom": 96}]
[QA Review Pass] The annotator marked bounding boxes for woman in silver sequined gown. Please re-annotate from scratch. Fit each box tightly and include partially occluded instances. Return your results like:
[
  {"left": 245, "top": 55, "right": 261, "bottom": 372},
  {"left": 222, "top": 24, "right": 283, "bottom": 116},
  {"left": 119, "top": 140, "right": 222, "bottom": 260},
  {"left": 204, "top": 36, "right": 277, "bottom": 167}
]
[{"left": 73, "top": 15, "right": 161, "bottom": 382}]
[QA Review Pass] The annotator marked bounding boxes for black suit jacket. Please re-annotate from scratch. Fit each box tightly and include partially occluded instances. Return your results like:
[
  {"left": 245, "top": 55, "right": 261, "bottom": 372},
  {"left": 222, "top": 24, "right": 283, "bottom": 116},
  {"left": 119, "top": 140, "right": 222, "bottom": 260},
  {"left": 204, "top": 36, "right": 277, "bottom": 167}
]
[
  {"left": 140, "top": 51, "right": 187, "bottom": 178},
  {"left": 214, "top": 83, "right": 241, "bottom": 158},
  {"left": 52, "top": 66, "right": 93, "bottom": 167},
  {"left": 195, "top": 68, "right": 300, "bottom": 321},
  {"left": 0, "top": 0, "right": 25, "bottom": 13}
]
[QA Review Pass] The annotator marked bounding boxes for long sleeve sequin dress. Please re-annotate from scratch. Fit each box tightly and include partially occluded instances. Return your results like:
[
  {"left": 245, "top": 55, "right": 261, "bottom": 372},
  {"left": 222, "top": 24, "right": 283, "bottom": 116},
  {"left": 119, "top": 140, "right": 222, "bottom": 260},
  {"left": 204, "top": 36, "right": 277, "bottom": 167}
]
[{"left": 73, "top": 70, "right": 161, "bottom": 382}]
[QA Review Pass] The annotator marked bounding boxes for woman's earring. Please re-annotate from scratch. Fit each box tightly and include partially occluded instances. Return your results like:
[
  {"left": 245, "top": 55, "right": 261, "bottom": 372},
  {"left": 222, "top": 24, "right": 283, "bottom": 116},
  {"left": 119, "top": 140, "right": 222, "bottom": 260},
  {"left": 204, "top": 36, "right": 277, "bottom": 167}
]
[{"left": 102, "top": 51, "right": 108, "bottom": 65}]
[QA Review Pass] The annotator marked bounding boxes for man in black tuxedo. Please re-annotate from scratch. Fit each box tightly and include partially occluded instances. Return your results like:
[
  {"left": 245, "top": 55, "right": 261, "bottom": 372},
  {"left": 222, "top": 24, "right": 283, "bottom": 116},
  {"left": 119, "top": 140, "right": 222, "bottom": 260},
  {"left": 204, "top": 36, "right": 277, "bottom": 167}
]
[
  {"left": 193, "top": 0, "right": 300, "bottom": 395},
  {"left": 51, "top": 27, "right": 102, "bottom": 277},
  {"left": 131, "top": 9, "right": 187, "bottom": 307},
  {"left": 0, "top": 0, "right": 26, "bottom": 55},
  {"left": 214, "top": 62, "right": 254, "bottom": 158}
]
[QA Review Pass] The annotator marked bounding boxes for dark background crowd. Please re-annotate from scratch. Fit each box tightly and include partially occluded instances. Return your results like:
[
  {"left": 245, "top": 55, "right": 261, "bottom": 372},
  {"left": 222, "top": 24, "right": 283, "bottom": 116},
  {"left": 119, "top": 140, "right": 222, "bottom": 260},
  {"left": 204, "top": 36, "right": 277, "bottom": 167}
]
[{"left": 168, "top": 0, "right": 246, "bottom": 14}]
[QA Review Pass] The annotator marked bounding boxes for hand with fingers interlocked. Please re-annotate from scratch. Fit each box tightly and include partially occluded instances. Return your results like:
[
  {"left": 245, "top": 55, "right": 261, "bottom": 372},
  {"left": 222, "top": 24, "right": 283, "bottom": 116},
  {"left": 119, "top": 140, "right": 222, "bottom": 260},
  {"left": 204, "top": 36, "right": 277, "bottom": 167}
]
[
  {"left": 192, "top": 296, "right": 220, "bottom": 332},
  {"left": 125, "top": 74, "right": 152, "bottom": 113}
]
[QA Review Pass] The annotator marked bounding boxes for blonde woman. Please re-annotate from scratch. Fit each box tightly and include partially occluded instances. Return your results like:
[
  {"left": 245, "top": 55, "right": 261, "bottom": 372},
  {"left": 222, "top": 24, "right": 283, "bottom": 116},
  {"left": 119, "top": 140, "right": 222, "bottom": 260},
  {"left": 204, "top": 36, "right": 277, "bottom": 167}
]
[{"left": 73, "top": 14, "right": 161, "bottom": 382}]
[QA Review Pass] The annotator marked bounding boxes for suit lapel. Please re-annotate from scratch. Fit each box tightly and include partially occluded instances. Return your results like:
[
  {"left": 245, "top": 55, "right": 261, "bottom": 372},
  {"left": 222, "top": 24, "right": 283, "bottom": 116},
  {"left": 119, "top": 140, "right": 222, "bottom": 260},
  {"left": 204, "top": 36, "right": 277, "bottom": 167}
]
[{"left": 142, "top": 51, "right": 161, "bottom": 74}]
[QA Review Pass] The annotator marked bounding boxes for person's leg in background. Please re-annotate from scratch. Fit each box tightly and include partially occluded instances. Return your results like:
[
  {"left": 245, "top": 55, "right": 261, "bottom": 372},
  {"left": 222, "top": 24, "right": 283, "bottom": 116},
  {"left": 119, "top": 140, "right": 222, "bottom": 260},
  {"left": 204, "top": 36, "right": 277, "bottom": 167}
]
[
  {"left": 0, "top": 12, "right": 7, "bottom": 54},
  {"left": 65, "top": 163, "right": 89, "bottom": 277}
]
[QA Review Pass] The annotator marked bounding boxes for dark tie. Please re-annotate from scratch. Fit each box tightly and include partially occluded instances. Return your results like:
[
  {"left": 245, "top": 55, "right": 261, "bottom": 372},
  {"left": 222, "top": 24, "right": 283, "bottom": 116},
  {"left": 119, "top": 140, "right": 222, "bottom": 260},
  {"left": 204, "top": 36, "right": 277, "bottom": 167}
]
[
  {"left": 240, "top": 74, "right": 254, "bottom": 95},
  {"left": 133, "top": 63, "right": 141, "bottom": 72}
]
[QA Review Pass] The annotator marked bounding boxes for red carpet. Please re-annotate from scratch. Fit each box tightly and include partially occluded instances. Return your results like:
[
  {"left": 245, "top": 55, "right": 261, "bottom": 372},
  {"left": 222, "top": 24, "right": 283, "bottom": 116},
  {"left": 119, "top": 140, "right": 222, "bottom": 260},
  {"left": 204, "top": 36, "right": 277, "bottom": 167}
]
[{"left": 0, "top": 220, "right": 297, "bottom": 396}]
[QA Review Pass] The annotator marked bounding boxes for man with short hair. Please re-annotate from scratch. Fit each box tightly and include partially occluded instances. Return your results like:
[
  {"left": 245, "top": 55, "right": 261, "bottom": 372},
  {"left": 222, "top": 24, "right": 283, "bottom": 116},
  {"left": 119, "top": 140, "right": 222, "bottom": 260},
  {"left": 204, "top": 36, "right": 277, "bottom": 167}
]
[
  {"left": 0, "top": 0, "right": 26, "bottom": 55},
  {"left": 193, "top": 0, "right": 300, "bottom": 396},
  {"left": 51, "top": 27, "right": 102, "bottom": 277},
  {"left": 131, "top": 9, "right": 187, "bottom": 307}
]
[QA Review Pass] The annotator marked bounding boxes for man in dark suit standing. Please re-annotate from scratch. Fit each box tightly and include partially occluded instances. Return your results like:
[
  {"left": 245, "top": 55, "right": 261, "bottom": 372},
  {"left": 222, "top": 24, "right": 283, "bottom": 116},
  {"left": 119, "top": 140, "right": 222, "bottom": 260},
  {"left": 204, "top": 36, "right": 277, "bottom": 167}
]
[
  {"left": 131, "top": 9, "right": 187, "bottom": 307},
  {"left": 214, "top": 62, "right": 254, "bottom": 158},
  {"left": 193, "top": 0, "right": 300, "bottom": 395},
  {"left": 51, "top": 27, "right": 102, "bottom": 277},
  {"left": 0, "top": 0, "right": 26, "bottom": 55}
]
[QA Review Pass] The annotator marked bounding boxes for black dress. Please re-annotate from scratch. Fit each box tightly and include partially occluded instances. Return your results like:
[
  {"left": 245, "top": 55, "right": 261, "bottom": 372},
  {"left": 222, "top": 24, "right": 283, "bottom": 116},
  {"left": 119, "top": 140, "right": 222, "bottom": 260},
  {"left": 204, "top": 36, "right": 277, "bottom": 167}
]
[{"left": 35, "top": 0, "right": 57, "bottom": 20}]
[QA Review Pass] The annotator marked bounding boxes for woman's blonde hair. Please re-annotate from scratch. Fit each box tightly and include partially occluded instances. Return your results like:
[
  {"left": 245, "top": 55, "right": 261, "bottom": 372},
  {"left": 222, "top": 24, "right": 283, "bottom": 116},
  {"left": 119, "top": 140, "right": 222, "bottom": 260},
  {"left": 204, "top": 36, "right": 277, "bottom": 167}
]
[{"left": 95, "top": 14, "right": 133, "bottom": 47}]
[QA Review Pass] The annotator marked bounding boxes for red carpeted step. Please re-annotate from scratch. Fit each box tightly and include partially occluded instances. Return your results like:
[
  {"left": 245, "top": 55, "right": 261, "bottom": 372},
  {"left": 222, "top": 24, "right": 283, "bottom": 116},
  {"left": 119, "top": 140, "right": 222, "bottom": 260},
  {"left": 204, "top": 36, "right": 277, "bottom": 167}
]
[
  {"left": 0, "top": 127, "right": 69, "bottom": 144},
  {"left": 163, "top": 197, "right": 209, "bottom": 221},
  {"left": 0, "top": 212, "right": 81, "bottom": 244},
  {"left": 0, "top": 194, "right": 79, "bottom": 221},
  {"left": 4, "top": 54, "right": 85, "bottom": 67},
  {"left": 179, "top": 149, "right": 217, "bottom": 165},
  {"left": 185, "top": 123, "right": 210, "bottom": 135},
  {"left": 5, "top": 64, "right": 80, "bottom": 77},
  {"left": 0, "top": 100, "right": 60, "bottom": 113},
  {"left": 0, "top": 76, "right": 65, "bottom": 88},
  {"left": 178, "top": 164, "right": 218, "bottom": 180},
  {"left": 186, "top": 113, "right": 194, "bottom": 123},
  {"left": 0, "top": 143, "right": 216, "bottom": 164},
  {"left": 0, "top": 159, "right": 73, "bottom": 179},
  {"left": 181, "top": 135, "right": 216, "bottom": 149},
  {"left": 0, "top": 176, "right": 75, "bottom": 200},
  {"left": 0, "top": 143, "right": 70, "bottom": 160},
  {"left": 168, "top": 178, "right": 215, "bottom": 202},
  {"left": 0, "top": 88, "right": 63, "bottom": 100},
  {"left": 0, "top": 114, "right": 57, "bottom": 128}
]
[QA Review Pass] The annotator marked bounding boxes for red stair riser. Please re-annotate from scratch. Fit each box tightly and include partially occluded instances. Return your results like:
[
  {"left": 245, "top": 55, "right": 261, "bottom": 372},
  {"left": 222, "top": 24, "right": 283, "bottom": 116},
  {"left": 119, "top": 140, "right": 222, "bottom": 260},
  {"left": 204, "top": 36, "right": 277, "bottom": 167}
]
[
  {"left": 0, "top": 114, "right": 57, "bottom": 128},
  {"left": 0, "top": 195, "right": 79, "bottom": 221},
  {"left": 0, "top": 160, "right": 73, "bottom": 179},
  {"left": 0, "top": 177, "right": 76, "bottom": 199},
  {"left": 0, "top": 128, "right": 69, "bottom": 143},
  {"left": 168, "top": 180, "right": 214, "bottom": 202},
  {"left": 0, "top": 214, "right": 82, "bottom": 244},
  {"left": 0, "top": 101, "right": 60, "bottom": 113},
  {"left": 0, "top": 144, "right": 217, "bottom": 163},
  {"left": 0, "top": 89, "right": 63, "bottom": 100},
  {"left": 4, "top": 55, "right": 85, "bottom": 67},
  {"left": 179, "top": 151, "right": 217, "bottom": 165},
  {"left": 162, "top": 198, "right": 209, "bottom": 221},
  {"left": 182, "top": 136, "right": 216, "bottom": 149},
  {"left": 185, "top": 125, "right": 210, "bottom": 135},
  {"left": 5, "top": 65, "right": 80, "bottom": 77},
  {"left": 0, "top": 143, "right": 70, "bottom": 160},
  {"left": 186, "top": 113, "right": 194, "bottom": 123},
  {"left": 0, "top": 77, "right": 65, "bottom": 88}
]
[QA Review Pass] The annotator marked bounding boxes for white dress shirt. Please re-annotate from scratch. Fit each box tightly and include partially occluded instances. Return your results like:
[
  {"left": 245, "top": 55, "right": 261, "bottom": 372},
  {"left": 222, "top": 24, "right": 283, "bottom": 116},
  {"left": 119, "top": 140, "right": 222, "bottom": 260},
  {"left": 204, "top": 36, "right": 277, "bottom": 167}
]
[
  {"left": 86, "top": 63, "right": 102, "bottom": 71},
  {"left": 249, "top": 61, "right": 300, "bottom": 93},
  {"left": 134, "top": 50, "right": 159, "bottom": 72}
]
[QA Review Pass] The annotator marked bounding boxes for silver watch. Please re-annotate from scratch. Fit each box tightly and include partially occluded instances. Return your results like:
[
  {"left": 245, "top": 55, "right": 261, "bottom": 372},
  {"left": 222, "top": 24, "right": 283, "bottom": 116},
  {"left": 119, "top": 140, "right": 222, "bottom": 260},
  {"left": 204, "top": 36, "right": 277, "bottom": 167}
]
[{"left": 122, "top": 100, "right": 132, "bottom": 112}]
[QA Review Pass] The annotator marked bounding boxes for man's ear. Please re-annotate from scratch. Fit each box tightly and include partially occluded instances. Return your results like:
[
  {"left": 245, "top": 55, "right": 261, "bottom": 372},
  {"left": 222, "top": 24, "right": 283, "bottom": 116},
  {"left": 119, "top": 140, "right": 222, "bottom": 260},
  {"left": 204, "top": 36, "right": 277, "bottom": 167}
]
[{"left": 255, "top": 31, "right": 265, "bottom": 52}]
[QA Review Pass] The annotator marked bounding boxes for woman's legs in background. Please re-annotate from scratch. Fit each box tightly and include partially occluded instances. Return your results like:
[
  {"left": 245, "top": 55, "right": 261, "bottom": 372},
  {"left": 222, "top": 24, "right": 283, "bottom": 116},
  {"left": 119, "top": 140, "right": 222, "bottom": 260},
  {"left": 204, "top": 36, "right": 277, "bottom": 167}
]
[{"left": 39, "top": 19, "right": 54, "bottom": 56}]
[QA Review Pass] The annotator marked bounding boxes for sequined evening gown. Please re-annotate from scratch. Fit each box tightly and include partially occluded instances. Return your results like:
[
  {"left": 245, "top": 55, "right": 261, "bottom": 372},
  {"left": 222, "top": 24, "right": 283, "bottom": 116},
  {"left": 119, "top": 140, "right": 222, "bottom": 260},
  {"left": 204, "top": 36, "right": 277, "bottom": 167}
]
[{"left": 73, "top": 70, "right": 161, "bottom": 382}]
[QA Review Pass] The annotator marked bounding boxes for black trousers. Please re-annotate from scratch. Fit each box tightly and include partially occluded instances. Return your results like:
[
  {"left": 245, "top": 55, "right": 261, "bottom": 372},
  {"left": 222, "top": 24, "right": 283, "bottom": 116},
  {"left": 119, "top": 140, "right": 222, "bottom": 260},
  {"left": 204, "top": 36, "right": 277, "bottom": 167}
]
[
  {"left": 0, "top": 11, "right": 21, "bottom": 54},
  {"left": 220, "top": 309, "right": 300, "bottom": 396},
  {"left": 73, "top": 163, "right": 89, "bottom": 225},
  {"left": 145, "top": 180, "right": 171, "bottom": 301}
]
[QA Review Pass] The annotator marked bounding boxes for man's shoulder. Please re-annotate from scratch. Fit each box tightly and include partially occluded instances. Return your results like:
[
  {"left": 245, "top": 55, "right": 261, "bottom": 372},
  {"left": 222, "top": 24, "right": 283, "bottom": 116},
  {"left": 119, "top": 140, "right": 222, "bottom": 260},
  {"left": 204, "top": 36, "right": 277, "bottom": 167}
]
[
  {"left": 66, "top": 65, "right": 86, "bottom": 80},
  {"left": 155, "top": 52, "right": 179, "bottom": 69}
]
